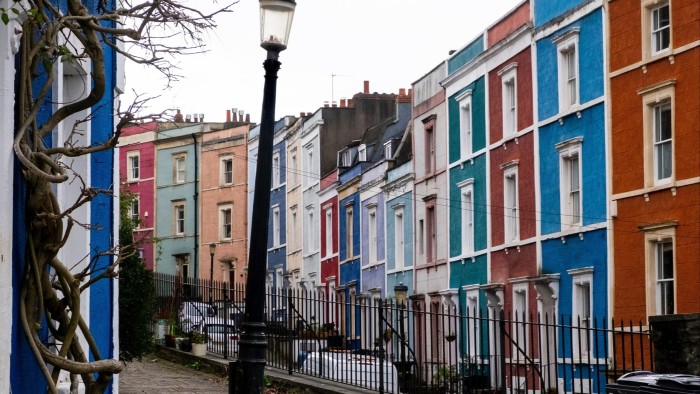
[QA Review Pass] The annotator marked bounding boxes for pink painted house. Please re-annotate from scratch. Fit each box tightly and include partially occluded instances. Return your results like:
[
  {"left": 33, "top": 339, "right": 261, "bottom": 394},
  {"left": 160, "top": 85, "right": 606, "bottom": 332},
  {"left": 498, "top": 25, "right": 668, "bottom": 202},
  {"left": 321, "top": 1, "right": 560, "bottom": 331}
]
[{"left": 119, "top": 121, "right": 158, "bottom": 269}]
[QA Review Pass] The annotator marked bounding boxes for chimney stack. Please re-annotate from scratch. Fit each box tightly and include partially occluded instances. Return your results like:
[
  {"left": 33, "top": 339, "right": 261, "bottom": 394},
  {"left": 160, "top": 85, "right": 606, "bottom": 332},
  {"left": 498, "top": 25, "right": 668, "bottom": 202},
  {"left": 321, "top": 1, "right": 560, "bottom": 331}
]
[{"left": 363, "top": 80, "right": 370, "bottom": 94}]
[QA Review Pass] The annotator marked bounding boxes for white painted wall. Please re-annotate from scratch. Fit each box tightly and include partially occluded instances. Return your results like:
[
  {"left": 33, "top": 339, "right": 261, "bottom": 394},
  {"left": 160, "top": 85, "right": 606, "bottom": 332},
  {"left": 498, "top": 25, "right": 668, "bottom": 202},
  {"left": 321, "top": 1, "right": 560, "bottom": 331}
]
[{"left": 0, "top": 1, "right": 26, "bottom": 389}]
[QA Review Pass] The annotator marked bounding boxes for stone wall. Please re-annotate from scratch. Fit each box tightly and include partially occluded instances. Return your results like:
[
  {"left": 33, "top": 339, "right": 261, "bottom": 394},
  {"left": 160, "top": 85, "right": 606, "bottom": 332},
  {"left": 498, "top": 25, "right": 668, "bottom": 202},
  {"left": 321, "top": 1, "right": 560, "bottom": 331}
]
[{"left": 649, "top": 313, "right": 700, "bottom": 375}]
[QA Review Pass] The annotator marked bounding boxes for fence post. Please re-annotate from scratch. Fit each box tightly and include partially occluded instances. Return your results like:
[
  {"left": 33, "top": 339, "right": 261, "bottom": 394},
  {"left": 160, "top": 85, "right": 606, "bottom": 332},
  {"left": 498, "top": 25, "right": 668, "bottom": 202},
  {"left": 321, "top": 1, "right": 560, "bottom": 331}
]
[
  {"left": 499, "top": 309, "right": 506, "bottom": 392},
  {"left": 287, "top": 287, "right": 293, "bottom": 376},
  {"left": 378, "top": 298, "right": 384, "bottom": 394}
]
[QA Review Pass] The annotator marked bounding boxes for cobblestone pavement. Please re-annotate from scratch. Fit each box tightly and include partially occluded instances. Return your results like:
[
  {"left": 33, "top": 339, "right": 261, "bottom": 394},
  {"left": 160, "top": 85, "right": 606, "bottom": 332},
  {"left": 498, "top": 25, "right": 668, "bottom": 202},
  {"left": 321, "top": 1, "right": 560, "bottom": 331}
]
[{"left": 118, "top": 355, "right": 228, "bottom": 394}]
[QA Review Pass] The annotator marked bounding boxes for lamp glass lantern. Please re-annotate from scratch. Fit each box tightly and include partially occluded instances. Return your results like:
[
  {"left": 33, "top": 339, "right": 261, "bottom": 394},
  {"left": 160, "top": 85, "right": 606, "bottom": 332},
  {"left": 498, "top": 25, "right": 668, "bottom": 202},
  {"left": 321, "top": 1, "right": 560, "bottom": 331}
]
[
  {"left": 259, "top": 0, "right": 296, "bottom": 52},
  {"left": 394, "top": 283, "right": 408, "bottom": 306},
  {"left": 209, "top": 243, "right": 216, "bottom": 256}
]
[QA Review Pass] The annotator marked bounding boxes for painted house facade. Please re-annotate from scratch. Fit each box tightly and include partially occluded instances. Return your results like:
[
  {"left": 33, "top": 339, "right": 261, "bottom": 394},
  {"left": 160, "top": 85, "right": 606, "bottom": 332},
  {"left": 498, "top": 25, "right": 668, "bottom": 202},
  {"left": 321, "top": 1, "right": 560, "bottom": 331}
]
[
  {"left": 119, "top": 121, "right": 158, "bottom": 270},
  {"left": 285, "top": 116, "right": 305, "bottom": 289},
  {"left": 4, "top": 0, "right": 123, "bottom": 390},
  {"left": 154, "top": 122, "right": 223, "bottom": 282},
  {"left": 200, "top": 122, "right": 251, "bottom": 289},
  {"left": 609, "top": 0, "right": 700, "bottom": 321},
  {"left": 267, "top": 118, "right": 291, "bottom": 293}
]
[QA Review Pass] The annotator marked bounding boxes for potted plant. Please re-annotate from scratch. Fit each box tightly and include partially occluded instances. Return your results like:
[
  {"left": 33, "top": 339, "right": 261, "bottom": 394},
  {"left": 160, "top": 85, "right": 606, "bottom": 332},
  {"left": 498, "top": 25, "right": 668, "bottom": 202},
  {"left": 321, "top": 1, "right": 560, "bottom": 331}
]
[
  {"left": 190, "top": 330, "right": 208, "bottom": 356},
  {"left": 164, "top": 318, "right": 179, "bottom": 348},
  {"left": 445, "top": 332, "right": 457, "bottom": 342}
]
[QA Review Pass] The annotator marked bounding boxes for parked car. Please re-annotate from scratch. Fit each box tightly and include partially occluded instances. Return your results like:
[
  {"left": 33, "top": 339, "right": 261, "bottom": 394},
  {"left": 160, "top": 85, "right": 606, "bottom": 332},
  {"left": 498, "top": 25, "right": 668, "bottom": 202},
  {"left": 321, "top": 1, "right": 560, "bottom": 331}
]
[
  {"left": 212, "top": 300, "right": 245, "bottom": 327},
  {"left": 201, "top": 319, "right": 239, "bottom": 355},
  {"left": 179, "top": 301, "right": 216, "bottom": 332}
]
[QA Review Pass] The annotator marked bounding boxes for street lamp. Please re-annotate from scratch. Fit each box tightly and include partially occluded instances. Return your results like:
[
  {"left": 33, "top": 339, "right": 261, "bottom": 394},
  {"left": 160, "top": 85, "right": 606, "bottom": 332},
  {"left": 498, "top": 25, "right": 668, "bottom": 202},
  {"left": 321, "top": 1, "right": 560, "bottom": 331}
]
[
  {"left": 236, "top": 1, "right": 295, "bottom": 392},
  {"left": 209, "top": 243, "right": 216, "bottom": 305},
  {"left": 394, "top": 283, "right": 409, "bottom": 393}
]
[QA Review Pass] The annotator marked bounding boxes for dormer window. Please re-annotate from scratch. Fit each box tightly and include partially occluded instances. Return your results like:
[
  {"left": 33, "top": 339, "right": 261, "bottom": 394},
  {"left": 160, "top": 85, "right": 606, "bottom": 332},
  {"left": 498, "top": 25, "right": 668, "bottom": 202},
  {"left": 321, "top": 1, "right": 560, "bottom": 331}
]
[
  {"left": 384, "top": 140, "right": 395, "bottom": 160},
  {"left": 358, "top": 144, "right": 367, "bottom": 162},
  {"left": 337, "top": 148, "right": 352, "bottom": 168}
]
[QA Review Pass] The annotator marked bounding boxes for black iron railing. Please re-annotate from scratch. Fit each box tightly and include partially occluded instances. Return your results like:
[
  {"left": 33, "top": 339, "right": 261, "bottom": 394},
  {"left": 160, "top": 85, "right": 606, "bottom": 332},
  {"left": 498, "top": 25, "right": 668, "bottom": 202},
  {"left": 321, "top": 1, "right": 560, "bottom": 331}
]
[{"left": 153, "top": 273, "right": 653, "bottom": 393}]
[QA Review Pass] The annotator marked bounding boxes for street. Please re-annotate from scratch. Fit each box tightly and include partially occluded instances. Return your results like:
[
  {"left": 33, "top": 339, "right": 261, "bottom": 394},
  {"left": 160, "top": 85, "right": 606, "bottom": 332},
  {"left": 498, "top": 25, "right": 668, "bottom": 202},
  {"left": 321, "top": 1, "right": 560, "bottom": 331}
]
[{"left": 119, "top": 355, "right": 227, "bottom": 393}]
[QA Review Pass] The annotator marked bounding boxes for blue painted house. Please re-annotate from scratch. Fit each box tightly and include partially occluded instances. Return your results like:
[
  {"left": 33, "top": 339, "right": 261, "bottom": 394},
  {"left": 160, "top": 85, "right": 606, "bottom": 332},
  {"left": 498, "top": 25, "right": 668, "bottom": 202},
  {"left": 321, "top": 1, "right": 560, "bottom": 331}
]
[
  {"left": 267, "top": 118, "right": 290, "bottom": 290},
  {"left": 535, "top": 1, "right": 609, "bottom": 391},
  {"left": 359, "top": 97, "right": 412, "bottom": 298},
  {"left": 5, "top": 0, "right": 122, "bottom": 391}
]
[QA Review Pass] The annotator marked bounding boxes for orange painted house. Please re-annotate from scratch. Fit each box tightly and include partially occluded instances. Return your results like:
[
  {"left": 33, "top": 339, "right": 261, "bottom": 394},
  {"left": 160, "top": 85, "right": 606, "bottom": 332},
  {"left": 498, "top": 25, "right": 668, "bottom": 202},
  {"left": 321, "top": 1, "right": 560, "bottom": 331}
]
[
  {"left": 609, "top": 0, "right": 700, "bottom": 321},
  {"left": 199, "top": 122, "right": 253, "bottom": 289}
]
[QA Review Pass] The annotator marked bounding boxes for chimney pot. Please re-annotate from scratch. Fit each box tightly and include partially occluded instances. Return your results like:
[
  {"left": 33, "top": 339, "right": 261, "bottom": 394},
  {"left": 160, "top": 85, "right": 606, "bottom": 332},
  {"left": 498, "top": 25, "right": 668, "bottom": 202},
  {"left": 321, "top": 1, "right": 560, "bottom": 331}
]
[
  {"left": 332, "top": 101, "right": 338, "bottom": 108},
  {"left": 363, "top": 80, "right": 370, "bottom": 94},
  {"left": 199, "top": 113, "right": 204, "bottom": 122},
  {"left": 348, "top": 99, "right": 354, "bottom": 108},
  {"left": 324, "top": 101, "right": 330, "bottom": 108},
  {"left": 185, "top": 114, "right": 192, "bottom": 123},
  {"left": 340, "top": 98, "right": 346, "bottom": 108},
  {"left": 245, "top": 114, "right": 250, "bottom": 123},
  {"left": 399, "top": 88, "right": 406, "bottom": 96},
  {"left": 226, "top": 109, "right": 231, "bottom": 122}
]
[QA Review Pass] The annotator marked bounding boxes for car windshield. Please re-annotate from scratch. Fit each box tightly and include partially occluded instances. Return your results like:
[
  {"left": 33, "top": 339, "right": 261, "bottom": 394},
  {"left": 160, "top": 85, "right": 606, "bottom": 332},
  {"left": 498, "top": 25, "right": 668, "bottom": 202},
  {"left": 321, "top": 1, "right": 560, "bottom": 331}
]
[{"left": 184, "top": 303, "right": 214, "bottom": 317}]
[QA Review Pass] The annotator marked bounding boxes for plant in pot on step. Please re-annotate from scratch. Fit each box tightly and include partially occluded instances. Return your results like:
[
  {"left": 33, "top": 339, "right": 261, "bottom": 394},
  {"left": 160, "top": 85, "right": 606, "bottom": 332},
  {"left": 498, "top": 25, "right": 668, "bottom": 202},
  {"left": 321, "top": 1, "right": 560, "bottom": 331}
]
[{"left": 190, "top": 330, "right": 209, "bottom": 356}]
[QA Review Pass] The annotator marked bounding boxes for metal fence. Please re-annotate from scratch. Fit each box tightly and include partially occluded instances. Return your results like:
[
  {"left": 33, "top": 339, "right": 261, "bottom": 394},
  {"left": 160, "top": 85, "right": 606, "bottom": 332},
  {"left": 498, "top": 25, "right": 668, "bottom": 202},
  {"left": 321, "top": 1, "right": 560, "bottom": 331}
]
[{"left": 153, "top": 273, "right": 654, "bottom": 393}]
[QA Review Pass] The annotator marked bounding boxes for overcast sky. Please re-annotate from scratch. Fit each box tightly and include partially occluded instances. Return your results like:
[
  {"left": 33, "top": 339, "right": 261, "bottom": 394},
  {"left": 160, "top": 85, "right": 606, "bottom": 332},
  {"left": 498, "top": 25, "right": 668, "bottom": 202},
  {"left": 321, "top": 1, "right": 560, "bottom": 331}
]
[{"left": 124, "top": 0, "right": 523, "bottom": 123}]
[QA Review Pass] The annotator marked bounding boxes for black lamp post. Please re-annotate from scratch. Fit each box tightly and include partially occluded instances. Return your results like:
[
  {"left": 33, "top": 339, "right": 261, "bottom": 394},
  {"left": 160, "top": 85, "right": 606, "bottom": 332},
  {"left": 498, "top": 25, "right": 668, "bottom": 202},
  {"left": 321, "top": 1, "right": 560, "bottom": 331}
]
[
  {"left": 394, "top": 283, "right": 408, "bottom": 393},
  {"left": 209, "top": 243, "right": 216, "bottom": 305},
  {"left": 236, "top": 1, "right": 296, "bottom": 392}
]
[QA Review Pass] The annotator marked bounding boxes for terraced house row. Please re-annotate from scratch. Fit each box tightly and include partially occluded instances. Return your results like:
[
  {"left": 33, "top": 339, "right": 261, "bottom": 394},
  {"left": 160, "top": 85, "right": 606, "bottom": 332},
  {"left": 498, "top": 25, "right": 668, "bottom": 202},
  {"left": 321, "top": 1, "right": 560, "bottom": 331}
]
[{"left": 121, "top": 0, "right": 699, "bottom": 369}]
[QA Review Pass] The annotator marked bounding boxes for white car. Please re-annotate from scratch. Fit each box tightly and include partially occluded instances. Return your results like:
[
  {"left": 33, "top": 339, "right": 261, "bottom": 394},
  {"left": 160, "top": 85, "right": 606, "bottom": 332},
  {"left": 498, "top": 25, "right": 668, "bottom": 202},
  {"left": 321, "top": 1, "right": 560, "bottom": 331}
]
[
  {"left": 179, "top": 301, "right": 216, "bottom": 332},
  {"left": 201, "top": 319, "right": 239, "bottom": 355}
]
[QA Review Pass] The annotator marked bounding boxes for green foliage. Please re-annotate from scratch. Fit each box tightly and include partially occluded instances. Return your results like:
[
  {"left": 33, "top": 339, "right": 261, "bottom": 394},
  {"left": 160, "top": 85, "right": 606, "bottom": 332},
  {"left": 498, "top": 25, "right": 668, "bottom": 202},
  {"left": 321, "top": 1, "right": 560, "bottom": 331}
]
[
  {"left": 118, "top": 191, "right": 156, "bottom": 362},
  {"left": 189, "top": 330, "right": 208, "bottom": 344}
]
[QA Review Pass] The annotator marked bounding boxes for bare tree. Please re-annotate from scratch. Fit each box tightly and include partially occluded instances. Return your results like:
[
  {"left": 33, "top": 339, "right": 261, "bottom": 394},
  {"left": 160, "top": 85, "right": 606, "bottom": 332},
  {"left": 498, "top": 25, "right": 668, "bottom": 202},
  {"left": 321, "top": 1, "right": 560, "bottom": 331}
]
[{"left": 8, "top": 0, "right": 233, "bottom": 392}]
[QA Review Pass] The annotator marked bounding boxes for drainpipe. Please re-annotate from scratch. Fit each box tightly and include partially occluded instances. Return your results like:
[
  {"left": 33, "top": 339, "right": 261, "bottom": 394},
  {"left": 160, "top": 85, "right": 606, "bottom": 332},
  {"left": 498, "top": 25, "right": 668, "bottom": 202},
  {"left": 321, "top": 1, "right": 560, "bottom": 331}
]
[{"left": 192, "top": 133, "right": 199, "bottom": 281}]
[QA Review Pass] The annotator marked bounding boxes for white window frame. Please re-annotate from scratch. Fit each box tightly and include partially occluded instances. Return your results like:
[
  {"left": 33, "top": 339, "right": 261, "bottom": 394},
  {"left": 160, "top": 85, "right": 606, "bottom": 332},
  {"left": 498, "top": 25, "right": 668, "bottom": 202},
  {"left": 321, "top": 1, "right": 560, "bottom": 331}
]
[
  {"left": 345, "top": 205, "right": 354, "bottom": 258},
  {"left": 640, "top": 81, "right": 675, "bottom": 187},
  {"left": 464, "top": 286, "right": 480, "bottom": 358},
  {"left": 220, "top": 204, "right": 232, "bottom": 241},
  {"left": 512, "top": 283, "right": 528, "bottom": 355},
  {"left": 324, "top": 206, "right": 333, "bottom": 257},
  {"left": 130, "top": 195, "right": 140, "bottom": 226},
  {"left": 648, "top": 1, "right": 671, "bottom": 56},
  {"left": 174, "top": 154, "right": 186, "bottom": 184},
  {"left": 288, "top": 147, "right": 298, "bottom": 187},
  {"left": 305, "top": 206, "right": 315, "bottom": 253},
  {"left": 173, "top": 201, "right": 185, "bottom": 235},
  {"left": 272, "top": 205, "right": 280, "bottom": 247},
  {"left": 358, "top": 144, "right": 367, "bottom": 162},
  {"left": 126, "top": 151, "right": 140, "bottom": 181},
  {"left": 384, "top": 140, "right": 394, "bottom": 160},
  {"left": 502, "top": 162, "right": 519, "bottom": 243},
  {"left": 553, "top": 28, "right": 580, "bottom": 112},
  {"left": 498, "top": 63, "right": 518, "bottom": 138},
  {"left": 459, "top": 179, "right": 475, "bottom": 254},
  {"left": 290, "top": 205, "right": 298, "bottom": 251},
  {"left": 394, "top": 207, "right": 405, "bottom": 269},
  {"left": 556, "top": 137, "right": 583, "bottom": 229},
  {"left": 220, "top": 155, "right": 233, "bottom": 185},
  {"left": 568, "top": 267, "right": 593, "bottom": 359},
  {"left": 303, "top": 144, "right": 314, "bottom": 189},
  {"left": 272, "top": 151, "right": 281, "bottom": 189},
  {"left": 642, "top": 223, "right": 676, "bottom": 317},
  {"left": 456, "top": 89, "right": 473, "bottom": 160},
  {"left": 367, "top": 205, "right": 377, "bottom": 264}
]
